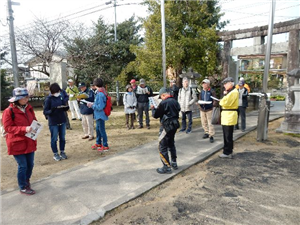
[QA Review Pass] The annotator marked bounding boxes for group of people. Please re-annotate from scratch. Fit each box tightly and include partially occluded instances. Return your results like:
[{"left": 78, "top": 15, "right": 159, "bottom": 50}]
[
  {"left": 150, "top": 76, "right": 249, "bottom": 173},
  {"left": 2, "top": 77, "right": 109, "bottom": 195},
  {"left": 2, "top": 75, "right": 249, "bottom": 195}
]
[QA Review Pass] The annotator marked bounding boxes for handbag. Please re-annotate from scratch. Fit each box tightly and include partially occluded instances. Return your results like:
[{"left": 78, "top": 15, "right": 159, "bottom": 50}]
[{"left": 211, "top": 106, "right": 221, "bottom": 125}]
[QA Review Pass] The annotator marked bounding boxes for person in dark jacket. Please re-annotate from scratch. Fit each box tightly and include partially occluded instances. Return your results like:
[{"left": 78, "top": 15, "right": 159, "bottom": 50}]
[
  {"left": 43, "top": 83, "right": 69, "bottom": 161},
  {"left": 236, "top": 80, "right": 248, "bottom": 132},
  {"left": 151, "top": 87, "right": 181, "bottom": 174},
  {"left": 77, "top": 82, "right": 95, "bottom": 140},
  {"left": 2, "top": 88, "right": 37, "bottom": 195},
  {"left": 169, "top": 79, "right": 179, "bottom": 101},
  {"left": 198, "top": 79, "right": 218, "bottom": 143},
  {"left": 136, "top": 79, "right": 153, "bottom": 129}
]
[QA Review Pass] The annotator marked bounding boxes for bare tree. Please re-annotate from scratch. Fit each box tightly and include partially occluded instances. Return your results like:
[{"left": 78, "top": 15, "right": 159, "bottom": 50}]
[{"left": 15, "top": 18, "right": 70, "bottom": 76}]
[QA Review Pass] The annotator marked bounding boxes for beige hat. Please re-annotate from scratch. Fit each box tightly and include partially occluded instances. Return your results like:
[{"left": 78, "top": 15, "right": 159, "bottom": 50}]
[{"left": 67, "top": 79, "right": 74, "bottom": 83}]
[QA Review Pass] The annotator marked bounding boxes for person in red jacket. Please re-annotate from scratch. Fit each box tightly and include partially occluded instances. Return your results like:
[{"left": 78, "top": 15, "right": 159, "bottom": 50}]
[{"left": 2, "top": 88, "right": 37, "bottom": 195}]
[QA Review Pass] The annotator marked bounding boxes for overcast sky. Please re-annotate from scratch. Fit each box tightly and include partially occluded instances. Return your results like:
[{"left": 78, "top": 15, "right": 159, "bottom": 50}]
[{"left": 0, "top": 0, "right": 299, "bottom": 46}]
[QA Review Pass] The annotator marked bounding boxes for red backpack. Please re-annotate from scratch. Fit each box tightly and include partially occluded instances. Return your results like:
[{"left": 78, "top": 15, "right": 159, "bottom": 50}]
[{"left": 100, "top": 90, "right": 113, "bottom": 116}]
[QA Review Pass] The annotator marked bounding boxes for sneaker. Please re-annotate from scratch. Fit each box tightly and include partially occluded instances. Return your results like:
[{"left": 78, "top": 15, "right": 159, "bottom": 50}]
[
  {"left": 138, "top": 126, "right": 143, "bottom": 129},
  {"left": 91, "top": 144, "right": 102, "bottom": 150},
  {"left": 53, "top": 153, "right": 62, "bottom": 161},
  {"left": 171, "top": 162, "right": 178, "bottom": 170},
  {"left": 157, "top": 165, "right": 172, "bottom": 174},
  {"left": 210, "top": 136, "right": 214, "bottom": 143},
  {"left": 147, "top": 126, "right": 150, "bottom": 129},
  {"left": 186, "top": 129, "right": 192, "bottom": 134},
  {"left": 20, "top": 187, "right": 35, "bottom": 195},
  {"left": 242, "top": 129, "right": 246, "bottom": 132},
  {"left": 79, "top": 118, "right": 82, "bottom": 121},
  {"left": 219, "top": 153, "right": 233, "bottom": 159},
  {"left": 82, "top": 135, "right": 89, "bottom": 139},
  {"left": 179, "top": 129, "right": 185, "bottom": 132},
  {"left": 88, "top": 137, "right": 94, "bottom": 141},
  {"left": 60, "top": 151, "right": 68, "bottom": 160},
  {"left": 98, "top": 146, "right": 109, "bottom": 152},
  {"left": 203, "top": 133, "right": 209, "bottom": 139}
]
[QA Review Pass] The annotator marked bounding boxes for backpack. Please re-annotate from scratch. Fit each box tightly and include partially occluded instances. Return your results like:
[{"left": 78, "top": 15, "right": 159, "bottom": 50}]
[
  {"left": 1, "top": 107, "right": 14, "bottom": 137},
  {"left": 100, "top": 91, "right": 113, "bottom": 116}
]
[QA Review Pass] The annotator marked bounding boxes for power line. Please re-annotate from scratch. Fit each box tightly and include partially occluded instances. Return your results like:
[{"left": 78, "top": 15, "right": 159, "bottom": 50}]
[{"left": 0, "top": 1, "right": 144, "bottom": 38}]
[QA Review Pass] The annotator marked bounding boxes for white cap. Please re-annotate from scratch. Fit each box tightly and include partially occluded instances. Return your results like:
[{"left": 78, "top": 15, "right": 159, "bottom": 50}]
[
  {"left": 202, "top": 79, "right": 210, "bottom": 84},
  {"left": 67, "top": 79, "right": 74, "bottom": 83}
]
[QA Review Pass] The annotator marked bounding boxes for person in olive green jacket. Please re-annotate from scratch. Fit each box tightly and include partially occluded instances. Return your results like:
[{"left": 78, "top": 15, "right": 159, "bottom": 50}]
[
  {"left": 219, "top": 77, "right": 239, "bottom": 159},
  {"left": 66, "top": 79, "right": 81, "bottom": 120}
]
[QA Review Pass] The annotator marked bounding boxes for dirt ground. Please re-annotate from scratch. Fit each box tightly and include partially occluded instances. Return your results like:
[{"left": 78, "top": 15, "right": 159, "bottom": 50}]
[
  {"left": 1, "top": 109, "right": 299, "bottom": 224},
  {"left": 92, "top": 118, "right": 300, "bottom": 225},
  {"left": 1, "top": 106, "right": 197, "bottom": 190}
]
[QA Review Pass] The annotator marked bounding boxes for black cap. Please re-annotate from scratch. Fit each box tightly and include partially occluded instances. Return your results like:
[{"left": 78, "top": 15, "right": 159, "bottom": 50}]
[
  {"left": 222, "top": 77, "right": 234, "bottom": 84},
  {"left": 78, "top": 82, "right": 86, "bottom": 88}
]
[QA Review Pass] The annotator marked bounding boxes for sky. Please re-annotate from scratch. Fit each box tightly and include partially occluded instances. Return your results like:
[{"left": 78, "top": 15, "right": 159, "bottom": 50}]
[{"left": 0, "top": 0, "right": 299, "bottom": 47}]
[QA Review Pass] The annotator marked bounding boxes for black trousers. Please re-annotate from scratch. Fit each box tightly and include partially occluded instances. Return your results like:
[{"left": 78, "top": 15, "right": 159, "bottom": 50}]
[
  {"left": 222, "top": 125, "right": 234, "bottom": 155},
  {"left": 159, "top": 128, "right": 177, "bottom": 166}
]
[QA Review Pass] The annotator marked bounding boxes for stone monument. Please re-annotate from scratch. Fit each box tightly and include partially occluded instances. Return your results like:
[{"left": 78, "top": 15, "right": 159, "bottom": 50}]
[{"left": 277, "top": 68, "right": 300, "bottom": 134}]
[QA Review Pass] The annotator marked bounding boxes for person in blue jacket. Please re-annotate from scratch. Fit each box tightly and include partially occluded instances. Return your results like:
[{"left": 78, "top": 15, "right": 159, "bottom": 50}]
[
  {"left": 43, "top": 83, "right": 69, "bottom": 161},
  {"left": 77, "top": 82, "right": 95, "bottom": 141},
  {"left": 87, "top": 78, "right": 109, "bottom": 152}
]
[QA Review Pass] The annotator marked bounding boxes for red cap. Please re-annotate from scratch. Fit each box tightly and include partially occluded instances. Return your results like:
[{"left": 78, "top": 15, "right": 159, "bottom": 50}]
[{"left": 130, "top": 79, "right": 136, "bottom": 83}]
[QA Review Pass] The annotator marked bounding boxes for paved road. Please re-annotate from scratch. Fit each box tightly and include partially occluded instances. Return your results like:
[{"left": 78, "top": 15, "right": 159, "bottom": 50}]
[{"left": 0, "top": 102, "right": 285, "bottom": 225}]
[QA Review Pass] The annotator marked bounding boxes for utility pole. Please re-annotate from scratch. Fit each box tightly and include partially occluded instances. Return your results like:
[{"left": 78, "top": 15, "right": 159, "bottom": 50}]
[
  {"left": 114, "top": 0, "right": 117, "bottom": 42},
  {"left": 105, "top": 0, "right": 117, "bottom": 42},
  {"left": 257, "top": 0, "right": 275, "bottom": 141},
  {"left": 161, "top": 0, "right": 166, "bottom": 88},
  {"left": 7, "top": 0, "right": 20, "bottom": 87}
]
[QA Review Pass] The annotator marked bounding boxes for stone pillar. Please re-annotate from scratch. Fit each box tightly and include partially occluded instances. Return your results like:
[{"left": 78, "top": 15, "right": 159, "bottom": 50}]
[
  {"left": 286, "top": 30, "right": 300, "bottom": 111},
  {"left": 222, "top": 40, "right": 232, "bottom": 78},
  {"left": 49, "top": 62, "right": 67, "bottom": 90}
]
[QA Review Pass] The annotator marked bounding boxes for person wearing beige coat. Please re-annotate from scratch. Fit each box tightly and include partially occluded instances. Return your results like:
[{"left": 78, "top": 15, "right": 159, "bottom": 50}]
[{"left": 178, "top": 77, "right": 197, "bottom": 133}]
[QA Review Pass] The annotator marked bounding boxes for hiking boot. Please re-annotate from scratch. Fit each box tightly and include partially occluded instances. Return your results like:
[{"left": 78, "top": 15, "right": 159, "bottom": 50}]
[
  {"left": 91, "top": 144, "right": 102, "bottom": 150},
  {"left": 20, "top": 187, "right": 35, "bottom": 195},
  {"left": 219, "top": 153, "right": 233, "bottom": 159},
  {"left": 210, "top": 136, "right": 214, "bottom": 143},
  {"left": 203, "top": 133, "right": 209, "bottom": 139},
  {"left": 53, "top": 153, "right": 62, "bottom": 161},
  {"left": 171, "top": 162, "right": 178, "bottom": 170},
  {"left": 60, "top": 151, "right": 68, "bottom": 160},
  {"left": 157, "top": 165, "right": 172, "bottom": 174}
]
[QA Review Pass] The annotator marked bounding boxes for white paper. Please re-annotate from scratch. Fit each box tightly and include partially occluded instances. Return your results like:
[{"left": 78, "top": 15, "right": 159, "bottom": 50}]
[
  {"left": 198, "top": 100, "right": 212, "bottom": 104},
  {"left": 80, "top": 99, "right": 92, "bottom": 104},
  {"left": 149, "top": 96, "right": 160, "bottom": 109},
  {"left": 25, "top": 120, "right": 43, "bottom": 140},
  {"left": 211, "top": 96, "right": 220, "bottom": 101}
]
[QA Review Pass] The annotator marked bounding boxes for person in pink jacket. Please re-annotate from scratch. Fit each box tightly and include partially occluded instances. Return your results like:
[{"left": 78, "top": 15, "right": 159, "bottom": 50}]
[{"left": 2, "top": 88, "right": 37, "bottom": 195}]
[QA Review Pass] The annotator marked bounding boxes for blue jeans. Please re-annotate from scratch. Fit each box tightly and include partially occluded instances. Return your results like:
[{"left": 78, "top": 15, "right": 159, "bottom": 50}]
[
  {"left": 13, "top": 152, "right": 35, "bottom": 190},
  {"left": 49, "top": 123, "right": 66, "bottom": 154},
  {"left": 96, "top": 119, "right": 108, "bottom": 147},
  {"left": 181, "top": 111, "right": 193, "bottom": 131}
]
